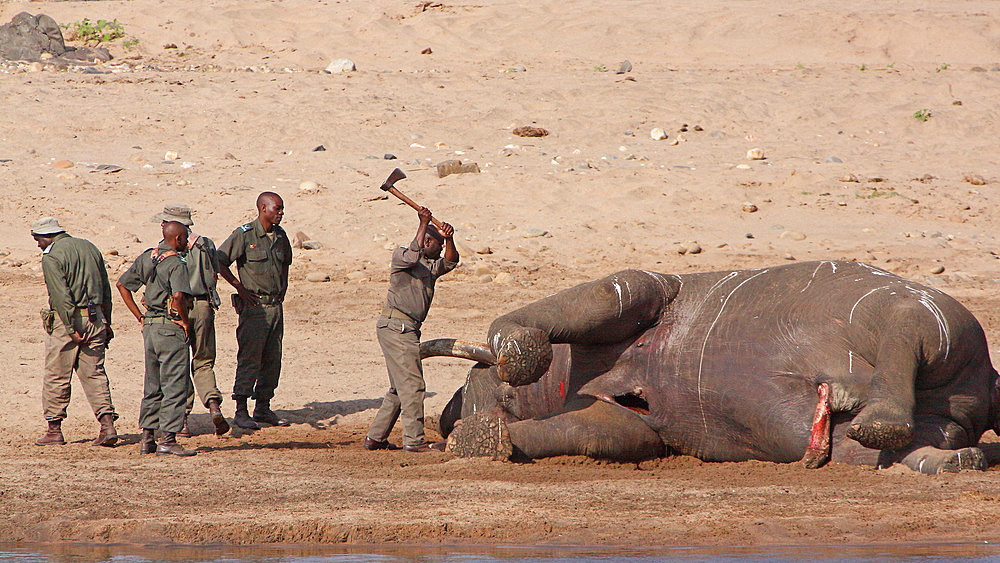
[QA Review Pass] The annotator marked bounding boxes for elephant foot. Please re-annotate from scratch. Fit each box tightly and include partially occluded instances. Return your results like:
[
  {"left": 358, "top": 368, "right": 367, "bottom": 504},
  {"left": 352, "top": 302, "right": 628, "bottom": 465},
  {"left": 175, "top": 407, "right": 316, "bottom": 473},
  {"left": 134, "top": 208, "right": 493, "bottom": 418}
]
[
  {"left": 446, "top": 413, "right": 514, "bottom": 460},
  {"left": 492, "top": 326, "right": 553, "bottom": 387},
  {"left": 802, "top": 383, "right": 831, "bottom": 469},
  {"left": 847, "top": 402, "right": 913, "bottom": 451},
  {"left": 899, "top": 446, "right": 987, "bottom": 475}
]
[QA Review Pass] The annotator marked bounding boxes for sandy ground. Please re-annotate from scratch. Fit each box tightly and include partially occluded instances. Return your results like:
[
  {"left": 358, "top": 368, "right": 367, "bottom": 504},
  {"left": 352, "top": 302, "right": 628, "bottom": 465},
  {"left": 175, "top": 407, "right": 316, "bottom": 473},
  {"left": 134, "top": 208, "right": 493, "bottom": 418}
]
[{"left": 2, "top": 0, "right": 1000, "bottom": 547}]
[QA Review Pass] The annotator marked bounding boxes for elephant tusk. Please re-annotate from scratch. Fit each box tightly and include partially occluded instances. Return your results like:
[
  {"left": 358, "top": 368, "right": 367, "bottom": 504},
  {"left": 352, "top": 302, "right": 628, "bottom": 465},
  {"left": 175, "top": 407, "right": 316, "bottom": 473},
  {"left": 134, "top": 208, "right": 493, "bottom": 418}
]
[{"left": 420, "top": 338, "right": 497, "bottom": 365}]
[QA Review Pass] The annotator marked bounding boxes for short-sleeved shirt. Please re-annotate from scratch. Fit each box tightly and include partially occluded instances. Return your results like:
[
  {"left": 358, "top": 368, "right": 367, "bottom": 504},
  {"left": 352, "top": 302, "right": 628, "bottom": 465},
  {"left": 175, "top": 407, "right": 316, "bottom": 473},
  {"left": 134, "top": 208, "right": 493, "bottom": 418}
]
[
  {"left": 118, "top": 242, "right": 192, "bottom": 318},
  {"left": 41, "top": 233, "right": 113, "bottom": 333},
  {"left": 385, "top": 241, "right": 458, "bottom": 322},
  {"left": 217, "top": 218, "right": 292, "bottom": 299}
]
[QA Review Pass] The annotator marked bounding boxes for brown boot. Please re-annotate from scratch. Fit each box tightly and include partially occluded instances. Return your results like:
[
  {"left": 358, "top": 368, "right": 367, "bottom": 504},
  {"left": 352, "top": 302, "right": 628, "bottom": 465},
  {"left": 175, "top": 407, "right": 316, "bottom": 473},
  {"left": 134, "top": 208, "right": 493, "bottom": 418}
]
[
  {"left": 156, "top": 432, "right": 196, "bottom": 457},
  {"left": 139, "top": 428, "right": 157, "bottom": 454},
  {"left": 176, "top": 415, "right": 193, "bottom": 438},
  {"left": 208, "top": 399, "right": 229, "bottom": 436},
  {"left": 91, "top": 413, "right": 118, "bottom": 447},
  {"left": 35, "top": 420, "right": 65, "bottom": 446}
]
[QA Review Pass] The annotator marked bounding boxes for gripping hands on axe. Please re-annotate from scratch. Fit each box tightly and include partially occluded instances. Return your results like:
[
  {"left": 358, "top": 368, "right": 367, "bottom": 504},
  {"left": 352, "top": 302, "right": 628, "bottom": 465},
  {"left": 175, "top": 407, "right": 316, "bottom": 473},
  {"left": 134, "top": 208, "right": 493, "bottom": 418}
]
[{"left": 379, "top": 168, "right": 447, "bottom": 230}]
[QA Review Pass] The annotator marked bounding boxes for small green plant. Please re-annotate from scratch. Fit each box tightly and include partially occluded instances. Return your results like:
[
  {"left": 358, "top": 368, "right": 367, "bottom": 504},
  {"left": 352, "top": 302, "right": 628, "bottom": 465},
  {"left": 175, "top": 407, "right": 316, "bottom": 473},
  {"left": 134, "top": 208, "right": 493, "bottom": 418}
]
[
  {"left": 62, "top": 18, "right": 125, "bottom": 45},
  {"left": 796, "top": 62, "right": 804, "bottom": 70},
  {"left": 938, "top": 63, "right": 950, "bottom": 71},
  {"left": 886, "top": 62, "right": 895, "bottom": 69},
  {"left": 857, "top": 187, "right": 899, "bottom": 199},
  {"left": 859, "top": 63, "right": 867, "bottom": 71},
  {"left": 913, "top": 108, "right": 932, "bottom": 122},
  {"left": 593, "top": 64, "right": 607, "bottom": 72},
  {"left": 122, "top": 37, "right": 140, "bottom": 50}
]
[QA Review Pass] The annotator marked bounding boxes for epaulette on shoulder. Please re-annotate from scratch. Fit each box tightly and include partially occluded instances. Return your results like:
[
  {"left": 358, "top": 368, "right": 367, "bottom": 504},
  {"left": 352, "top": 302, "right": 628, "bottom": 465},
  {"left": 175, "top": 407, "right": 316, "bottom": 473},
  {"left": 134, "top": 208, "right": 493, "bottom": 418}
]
[{"left": 240, "top": 223, "right": 253, "bottom": 232}]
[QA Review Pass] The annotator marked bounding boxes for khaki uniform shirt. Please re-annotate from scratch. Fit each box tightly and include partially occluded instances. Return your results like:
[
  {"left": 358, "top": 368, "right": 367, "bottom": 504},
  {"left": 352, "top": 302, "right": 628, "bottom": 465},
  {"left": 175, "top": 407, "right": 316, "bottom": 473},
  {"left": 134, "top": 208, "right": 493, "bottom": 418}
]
[
  {"left": 217, "top": 219, "right": 293, "bottom": 299},
  {"left": 386, "top": 241, "right": 458, "bottom": 323},
  {"left": 118, "top": 242, "right": 192, "bottom": 318},
  {"left": 41, "top": 233, "right": 113, "bottom": 334},
  {"left": 185, "top": 235, "right": 220, "bottom": 299}
]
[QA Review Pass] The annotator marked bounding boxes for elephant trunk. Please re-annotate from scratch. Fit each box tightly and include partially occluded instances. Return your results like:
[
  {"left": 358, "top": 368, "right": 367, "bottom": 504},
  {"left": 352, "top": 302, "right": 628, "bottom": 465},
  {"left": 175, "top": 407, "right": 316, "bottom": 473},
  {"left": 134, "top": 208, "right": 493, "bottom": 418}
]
[{"left": 420, "top": 338, "right": 497, "bottom": 365}]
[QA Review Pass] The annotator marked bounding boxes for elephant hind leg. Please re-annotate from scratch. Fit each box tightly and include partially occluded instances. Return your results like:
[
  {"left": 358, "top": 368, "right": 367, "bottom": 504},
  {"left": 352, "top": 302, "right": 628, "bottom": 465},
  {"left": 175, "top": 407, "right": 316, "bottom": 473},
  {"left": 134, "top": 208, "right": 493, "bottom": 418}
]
[
  {"left": 448, "top": 396, "right": 665, "bottom": 462},
  {"left": 833, "top": 415, "right": 988, "bottom": 474}
]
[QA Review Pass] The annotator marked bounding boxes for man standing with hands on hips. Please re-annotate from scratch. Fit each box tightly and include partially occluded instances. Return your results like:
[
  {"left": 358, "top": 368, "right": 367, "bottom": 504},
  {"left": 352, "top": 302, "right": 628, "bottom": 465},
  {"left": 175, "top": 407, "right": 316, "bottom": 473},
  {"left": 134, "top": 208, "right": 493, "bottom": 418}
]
[
  {"left": 217, "top": 192, "right": 293, "bottom": 430},
  {"left": 365, "top": 206, "right": 458, "bottom": 452}
]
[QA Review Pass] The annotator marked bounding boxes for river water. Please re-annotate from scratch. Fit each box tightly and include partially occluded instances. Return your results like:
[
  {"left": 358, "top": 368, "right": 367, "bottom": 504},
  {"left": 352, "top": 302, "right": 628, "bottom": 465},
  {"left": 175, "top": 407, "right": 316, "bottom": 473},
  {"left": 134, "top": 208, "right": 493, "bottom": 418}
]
[{"left": 2, "top": 542, "right": 1000, "bottom": 562}]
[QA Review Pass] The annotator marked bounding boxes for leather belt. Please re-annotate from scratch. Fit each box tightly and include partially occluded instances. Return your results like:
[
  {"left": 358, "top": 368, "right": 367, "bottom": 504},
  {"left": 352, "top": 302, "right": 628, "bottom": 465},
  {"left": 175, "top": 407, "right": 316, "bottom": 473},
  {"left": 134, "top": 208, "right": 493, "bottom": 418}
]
[
  {"left": 143, "top": 316, "right": 173, "bottom": 325},
  {"left": 380, "top": 306, "right": 419, "bottom": 324}
]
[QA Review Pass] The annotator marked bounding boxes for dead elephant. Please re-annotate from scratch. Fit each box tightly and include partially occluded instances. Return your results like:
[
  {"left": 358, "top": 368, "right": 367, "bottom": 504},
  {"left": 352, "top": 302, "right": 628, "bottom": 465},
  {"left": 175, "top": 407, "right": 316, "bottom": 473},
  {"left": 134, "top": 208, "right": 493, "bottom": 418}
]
[{"left": 427, "top": 261, "right": 1000, "bottom": 474}]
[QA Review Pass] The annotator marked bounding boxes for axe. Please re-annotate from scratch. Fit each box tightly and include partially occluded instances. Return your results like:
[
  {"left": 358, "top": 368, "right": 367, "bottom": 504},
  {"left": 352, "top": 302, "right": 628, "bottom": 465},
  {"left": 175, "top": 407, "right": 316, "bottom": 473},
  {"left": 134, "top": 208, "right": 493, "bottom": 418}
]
[{"left": 379, "top": 168, "right": 446, "bottom": 229}]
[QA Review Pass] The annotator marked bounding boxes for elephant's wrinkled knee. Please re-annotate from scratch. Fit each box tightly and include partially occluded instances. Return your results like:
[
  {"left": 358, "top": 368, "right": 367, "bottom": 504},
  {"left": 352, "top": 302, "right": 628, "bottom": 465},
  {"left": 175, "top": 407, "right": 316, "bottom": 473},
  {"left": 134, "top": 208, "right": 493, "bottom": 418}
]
[{"left": 848, "top": 402, "right": 914, "bottom": 451}]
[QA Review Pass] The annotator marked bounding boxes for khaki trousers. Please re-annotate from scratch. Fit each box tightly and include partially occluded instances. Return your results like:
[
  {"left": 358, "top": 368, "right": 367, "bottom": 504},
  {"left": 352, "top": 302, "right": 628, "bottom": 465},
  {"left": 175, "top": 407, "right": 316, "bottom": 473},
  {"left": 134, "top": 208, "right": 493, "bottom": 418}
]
[
  {"left": 43, "top": 310, "right": 116, "bottom": 422},
  {"left": 185, "top": 300, "right": 223, "bottom": 413},
  {"left": 139, "top": 322, "right": 191, "bottom": 433},
  {"left": 367, "top": 319, "right": 426, "bottom": 446}
]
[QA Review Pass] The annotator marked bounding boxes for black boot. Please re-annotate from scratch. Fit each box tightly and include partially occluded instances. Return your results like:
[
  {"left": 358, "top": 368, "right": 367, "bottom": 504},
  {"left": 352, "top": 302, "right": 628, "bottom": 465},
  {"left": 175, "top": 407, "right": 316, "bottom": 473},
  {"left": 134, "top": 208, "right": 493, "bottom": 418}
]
[
  {"left": 156, "top": 432, "right": 197, "bottom": 457},
  {"left": 139, "top": 428, "right": 157, "bottom": 454},
  {"left": 253, "top": 400, "right": 290, "bottom": 427},
  {"left": 233, "top": 397, "right": 259, "bottom": 430}
]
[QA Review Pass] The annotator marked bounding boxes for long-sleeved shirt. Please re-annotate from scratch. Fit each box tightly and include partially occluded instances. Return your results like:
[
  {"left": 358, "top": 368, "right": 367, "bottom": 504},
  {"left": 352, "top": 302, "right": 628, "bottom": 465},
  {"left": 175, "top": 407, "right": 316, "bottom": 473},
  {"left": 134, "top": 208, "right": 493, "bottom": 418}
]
[{"left": 41, "top": 233, "right": 112, "bottom": 334}]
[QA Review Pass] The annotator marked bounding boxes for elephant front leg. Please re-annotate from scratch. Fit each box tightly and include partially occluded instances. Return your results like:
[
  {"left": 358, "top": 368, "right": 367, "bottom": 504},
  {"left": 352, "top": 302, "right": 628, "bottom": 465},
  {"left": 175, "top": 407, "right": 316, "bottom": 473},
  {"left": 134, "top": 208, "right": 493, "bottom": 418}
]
[
  {"left": 447, "top": 397, "right": 666, "bottom": 462},
  {"left": 834, "top": 416, "right": 987, "bottom": 474},
  {"left": 489, "top": 270, "right": 675, "bottom": 386}
]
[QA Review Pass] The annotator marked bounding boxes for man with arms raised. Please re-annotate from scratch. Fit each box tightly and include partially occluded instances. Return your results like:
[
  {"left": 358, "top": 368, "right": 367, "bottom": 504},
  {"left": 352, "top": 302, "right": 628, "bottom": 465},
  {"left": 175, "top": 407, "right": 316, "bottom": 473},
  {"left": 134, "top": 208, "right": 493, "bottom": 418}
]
[
  {"left": 217, "top": 192, "right": 293, "bottom": 430},
  {"left": 31, "top": 217, "right": 119, "bottom": 447},
  {"left": 365, "top": 206, "right": 458, "bottom": 452},
  {"left": 117, "top": 221, "right": 197, "bottom": 456}
]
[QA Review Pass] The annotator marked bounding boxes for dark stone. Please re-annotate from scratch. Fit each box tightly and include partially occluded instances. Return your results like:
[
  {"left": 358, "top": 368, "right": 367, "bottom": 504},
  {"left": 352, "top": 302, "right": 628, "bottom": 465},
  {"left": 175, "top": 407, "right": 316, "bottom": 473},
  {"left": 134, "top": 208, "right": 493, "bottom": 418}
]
[
  {"left": 312, "top": 145, "right": 326, "bottom": 151},
  {"left": 0, "top": 13, "right": 111, "bottom": 63},
  {"left": 384, "top": 153, "right": 397, "bottom": 160},
  {"left": 615, "top": 60, "right": 632, "bottom": 74}
]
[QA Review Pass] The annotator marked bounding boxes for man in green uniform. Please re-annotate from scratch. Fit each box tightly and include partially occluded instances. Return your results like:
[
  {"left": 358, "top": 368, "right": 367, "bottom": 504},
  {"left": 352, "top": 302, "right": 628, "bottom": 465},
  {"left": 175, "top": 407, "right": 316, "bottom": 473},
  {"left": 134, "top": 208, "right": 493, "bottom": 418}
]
[
  {"left": 217, "top": 192, "right": 293, "bottom": 430},
  {"left": 153, "top": 204, "right": 229, "bottom": 437},
  {"left": 117, "top": 221, "right": 197, "bottom": 457},
  {"left": 366, "top": 206, "right": 458, "bottom": 453},
  {"left": 31, "top": 217, "right": 119, "bottom": 447}
]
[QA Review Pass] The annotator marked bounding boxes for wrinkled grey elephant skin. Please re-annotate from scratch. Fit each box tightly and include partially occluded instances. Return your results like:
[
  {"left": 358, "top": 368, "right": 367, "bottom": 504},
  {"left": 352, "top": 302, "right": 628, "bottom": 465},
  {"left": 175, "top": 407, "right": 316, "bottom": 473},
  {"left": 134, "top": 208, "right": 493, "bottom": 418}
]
[
  {"left": 0, "top": 13, "right": 110, "bottom": 63},
  {"left": 438, "top": 261, "right": 1000, "bottom": 474}
]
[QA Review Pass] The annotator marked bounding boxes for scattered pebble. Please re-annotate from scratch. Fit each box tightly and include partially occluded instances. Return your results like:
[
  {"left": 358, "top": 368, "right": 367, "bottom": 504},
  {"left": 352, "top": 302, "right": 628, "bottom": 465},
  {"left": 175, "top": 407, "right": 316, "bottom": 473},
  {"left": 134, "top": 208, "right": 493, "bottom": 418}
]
[
  {"left": 312, "top": 145, "right": 326, "bottom": 152},
  {"left": 420, "top": 47, "right": 432, "bottom": 55},
  {"left": 839, "top": 174, "right": 860, "bottom": 182},
  {"left": 345, "top": 271, "right": 367, "bottom": 281},
  {"left": 325, "top": 59, "right": 356, "bottom": 73},
  {"left": 745, "top": 233, "right": 754, "bottom": 239},
  {"left": 306, "top": 272, "right": 330, "bottom": 283},
  {"left": 668, "top": 139, "right": 679, "bottom": 146},
  {"left": 746, "top": 148, "right": 766, "bottom": 160},
  {"left": 677, "top": 241, "right": 702, "bottom": 255},
  {"left": 930, "top": 265, "right": 945, "bottom": 274},
  {"left": 522, "top": 228, "right": 549, "bottom": 238},
  {"left": 650, "top": 127, "right": 667, "bottom": 141},
  {"left": 56, "top": 172, "right": 77, "bottom": 180},
  {"left": 299, "top": 180, "right": 320, "bottom": 192},
  {"left": 742, "top": 203, "right": 758, "bottom": 213},
  {"left": 693, "top": 125, "right": 703, "bottom": 132},
  {"left": 616, "top": 60, "right": 632, "bottom": 74},
  {"left": 436, "top": 159, "right": 480, "bottom": 178},
  {"left": 494, "top": 272, "right": 514, "bottom": 284},
  {"left": 784, "top": 254, "right": 795, "bottom": 260},
  {"left": 164, "top": 151, "right": 179, "bottom": 161},
  {"left": 384, "top": 153, "right": 396, "bottom": 160},
  {"left": 292, "top": 231, "right": 310, "bottom": 249},
  {"left": 964, "top": 173, "right": 987, "bottom": 185},
  {"left": 302, "top": 240, "right": 323, "bottom": 250},
  {"left": 780, "top": 230, "right": 807, "bottom": 241},
  {"left": 513, "top": 126, "right": 549, "bottom": 137},
  {"left": 50, "top": 160, "right": 73, "bottom": 169},
  {"left": 735, "top": 164, "right": 751, "bottom": 170},
  {"left": 478, "top": 274, "right": 493, "bottom": 283},
  {"left": 476, "top": 246, "right": 493, "bottom": 254},
  {"left": 826, "top": 156, "right": 843, "bottom": 163},
  {"left": 224, "top": 153, "right": 237, "bottom": 160},
  {"left": 435, "top": 142, "right": 447, "bottom": 149}
]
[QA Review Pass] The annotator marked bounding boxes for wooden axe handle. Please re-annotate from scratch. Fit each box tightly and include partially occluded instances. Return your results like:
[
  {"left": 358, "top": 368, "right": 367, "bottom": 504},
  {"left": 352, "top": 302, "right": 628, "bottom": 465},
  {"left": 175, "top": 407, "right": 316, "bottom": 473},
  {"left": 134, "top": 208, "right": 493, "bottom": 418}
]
[{"left": 386, "top": 186, "right": 445, "bottom": 229}]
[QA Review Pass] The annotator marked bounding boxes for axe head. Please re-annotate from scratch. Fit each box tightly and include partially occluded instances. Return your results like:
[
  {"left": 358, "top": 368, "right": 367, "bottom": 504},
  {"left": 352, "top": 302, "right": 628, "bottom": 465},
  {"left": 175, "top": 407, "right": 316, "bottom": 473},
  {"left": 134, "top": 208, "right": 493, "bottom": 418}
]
[{"left": 379, "top": 168, "right": 407, "bottom": 191}]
